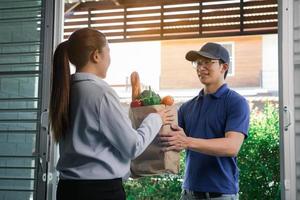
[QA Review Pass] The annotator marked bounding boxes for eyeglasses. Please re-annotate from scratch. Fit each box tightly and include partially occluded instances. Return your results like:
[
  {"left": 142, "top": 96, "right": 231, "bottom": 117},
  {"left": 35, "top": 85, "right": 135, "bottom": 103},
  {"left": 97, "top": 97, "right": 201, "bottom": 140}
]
[{"left": 192, "top": 60, "right": 219, "bottom": 69}]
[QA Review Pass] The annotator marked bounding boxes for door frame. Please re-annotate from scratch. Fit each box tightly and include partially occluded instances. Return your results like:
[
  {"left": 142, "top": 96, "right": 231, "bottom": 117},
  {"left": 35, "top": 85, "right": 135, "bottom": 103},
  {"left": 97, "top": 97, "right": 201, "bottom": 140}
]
[
  {"left": 46, "top": 0, "right": 298, "bottom": 199},
  {"left": 37, "top": 0, "right": 55, "bottom": 199},
  {"left": 278, "top": 0, "right": 296, "bottom": 199},
  {"left": 45, "top": 0, "right": 64, "bottom": 199}
]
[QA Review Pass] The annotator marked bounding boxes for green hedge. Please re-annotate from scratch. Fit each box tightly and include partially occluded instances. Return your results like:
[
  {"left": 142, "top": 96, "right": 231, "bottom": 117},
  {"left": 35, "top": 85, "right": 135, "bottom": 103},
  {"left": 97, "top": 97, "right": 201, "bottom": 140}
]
[
  {"left": 238, "top": 103, "right": 280, "bottom": 200},
  {"left": 124, "top": 103, "right": 280, "bottom": 200}
]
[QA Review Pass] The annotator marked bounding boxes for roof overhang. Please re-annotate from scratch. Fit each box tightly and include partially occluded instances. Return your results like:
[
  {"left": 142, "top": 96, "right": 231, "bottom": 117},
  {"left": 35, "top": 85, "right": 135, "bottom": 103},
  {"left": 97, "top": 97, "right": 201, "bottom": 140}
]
[{"left": 64, "top": 0, "right": 278, "bottom": 43}]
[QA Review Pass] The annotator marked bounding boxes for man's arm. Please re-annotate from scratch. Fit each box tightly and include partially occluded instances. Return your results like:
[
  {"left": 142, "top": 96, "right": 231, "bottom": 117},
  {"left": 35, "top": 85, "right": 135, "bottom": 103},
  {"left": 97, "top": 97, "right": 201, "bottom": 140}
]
[
  {"left": 187, "top": 131, "right": 245, "bottom": 157},
  {"left": 160, "top": 125, "right": 245, "bottom": 157}
]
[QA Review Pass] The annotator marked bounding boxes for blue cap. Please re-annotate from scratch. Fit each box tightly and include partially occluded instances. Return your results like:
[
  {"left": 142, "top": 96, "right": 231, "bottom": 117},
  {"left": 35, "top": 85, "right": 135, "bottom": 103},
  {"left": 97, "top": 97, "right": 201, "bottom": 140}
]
[{"left": 185, "top": 42, "right": 230, "bottom": 64}]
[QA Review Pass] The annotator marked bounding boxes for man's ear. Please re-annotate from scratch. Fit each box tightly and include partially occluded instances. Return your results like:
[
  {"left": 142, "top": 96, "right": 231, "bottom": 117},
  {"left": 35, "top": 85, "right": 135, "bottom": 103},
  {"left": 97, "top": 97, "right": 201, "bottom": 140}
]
[
  {"left": 221, "top": 63, "right": 229, "bottom": 73},
  {"left": 90, "top": 49, "right": 100, "bottom": 64}
]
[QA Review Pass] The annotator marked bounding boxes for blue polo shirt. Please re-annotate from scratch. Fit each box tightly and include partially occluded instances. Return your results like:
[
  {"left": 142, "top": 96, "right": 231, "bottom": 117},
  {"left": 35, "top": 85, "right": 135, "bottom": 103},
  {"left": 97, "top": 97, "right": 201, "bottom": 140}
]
[{"left": 178, "top": 84, "right": 250, "bottom": 194}]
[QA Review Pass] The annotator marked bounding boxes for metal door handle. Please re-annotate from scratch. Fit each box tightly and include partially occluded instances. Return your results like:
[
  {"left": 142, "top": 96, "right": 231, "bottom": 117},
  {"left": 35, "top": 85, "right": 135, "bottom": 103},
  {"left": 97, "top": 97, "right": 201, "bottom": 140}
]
[
  {"left": 284, "top": 106, "right": 291, "bottom": 131},
  {"left": 41, "top": 109, "right": 49, "bottom": 131}
]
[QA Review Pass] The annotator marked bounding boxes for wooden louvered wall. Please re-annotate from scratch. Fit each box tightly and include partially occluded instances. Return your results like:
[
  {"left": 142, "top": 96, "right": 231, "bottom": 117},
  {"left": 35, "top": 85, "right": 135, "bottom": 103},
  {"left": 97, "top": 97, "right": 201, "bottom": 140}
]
[{"left": 64, "top": 0, "right": 278, "bottom": 42}]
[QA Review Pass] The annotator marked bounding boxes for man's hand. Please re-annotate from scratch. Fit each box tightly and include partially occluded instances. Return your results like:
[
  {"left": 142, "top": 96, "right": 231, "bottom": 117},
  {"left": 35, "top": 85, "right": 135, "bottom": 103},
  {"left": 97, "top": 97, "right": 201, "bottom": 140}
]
[{"left": 160, "top": 124, "right": 189, "bottom": 152}]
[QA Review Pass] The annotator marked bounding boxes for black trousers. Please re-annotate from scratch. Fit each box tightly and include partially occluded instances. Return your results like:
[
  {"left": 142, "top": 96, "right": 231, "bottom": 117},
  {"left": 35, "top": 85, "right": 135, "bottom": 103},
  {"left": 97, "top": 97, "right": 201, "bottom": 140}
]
[{"left": 56, "top": 178, "right": 126, "bottom": 200}]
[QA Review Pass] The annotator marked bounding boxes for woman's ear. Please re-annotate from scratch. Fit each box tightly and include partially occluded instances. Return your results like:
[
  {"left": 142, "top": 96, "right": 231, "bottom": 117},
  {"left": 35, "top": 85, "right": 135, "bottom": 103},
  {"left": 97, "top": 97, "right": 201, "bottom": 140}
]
[{"left": 90, "top": 49, "right": 100, "bottom": 64}]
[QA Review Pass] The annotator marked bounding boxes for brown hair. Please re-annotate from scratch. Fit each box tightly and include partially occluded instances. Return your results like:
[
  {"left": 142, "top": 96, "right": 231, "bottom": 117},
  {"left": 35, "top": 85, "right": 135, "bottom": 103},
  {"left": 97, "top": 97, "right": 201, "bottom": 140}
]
[{"left": 50, "top": 28, "right": 107, "bottom": 142}]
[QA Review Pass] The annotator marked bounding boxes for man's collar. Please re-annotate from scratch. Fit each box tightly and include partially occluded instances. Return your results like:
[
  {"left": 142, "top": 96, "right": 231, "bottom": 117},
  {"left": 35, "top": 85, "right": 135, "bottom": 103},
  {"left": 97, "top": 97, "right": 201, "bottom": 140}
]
[
  {"left": 210, "top": 83, "right": 228, "bottom": 98},
  {"left": 197, "top": 84, "right": 228, "bottom": 100}
]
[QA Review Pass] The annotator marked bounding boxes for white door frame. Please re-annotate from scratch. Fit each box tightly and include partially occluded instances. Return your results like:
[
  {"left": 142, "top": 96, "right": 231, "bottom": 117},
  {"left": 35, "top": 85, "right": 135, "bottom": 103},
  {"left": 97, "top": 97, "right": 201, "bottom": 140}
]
[
  {"left": 46, "top": 0, "right": 64, "bottom": 200},
  {"left": 279, "top": 0, "right": 296, "bottom": 199},
  {"left": 47, "top": 1, "right": 298, "bottom": 199}
]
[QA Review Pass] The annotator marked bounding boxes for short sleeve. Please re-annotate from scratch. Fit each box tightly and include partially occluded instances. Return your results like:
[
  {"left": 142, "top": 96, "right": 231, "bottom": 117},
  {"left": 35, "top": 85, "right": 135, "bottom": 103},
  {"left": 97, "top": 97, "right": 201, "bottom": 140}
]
[
  {"left": 178, "top": 104, "right": 187, "bottom": 135},
  {"left": 225, "top": 98, "right": 250, "bottom": 138}
]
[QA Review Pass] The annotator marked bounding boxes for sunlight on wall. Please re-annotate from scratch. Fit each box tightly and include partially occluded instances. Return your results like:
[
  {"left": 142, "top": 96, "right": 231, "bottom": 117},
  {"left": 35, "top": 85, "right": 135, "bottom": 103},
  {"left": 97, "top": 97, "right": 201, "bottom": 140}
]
[
  {"left": 262, "top": 34, "right": 278, "bottom": 92},
  {"left": 106, "top": 41, "right": 161, "bottom": 91}
]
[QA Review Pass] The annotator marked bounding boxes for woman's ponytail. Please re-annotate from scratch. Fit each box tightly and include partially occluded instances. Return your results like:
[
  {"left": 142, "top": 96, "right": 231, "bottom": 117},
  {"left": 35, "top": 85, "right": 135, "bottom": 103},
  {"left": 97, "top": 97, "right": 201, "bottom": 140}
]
[
  {"left": 50, "top": 41, "right": 70, "bottom": 142},
  {"left": 50, "top": 28, "right": 107, "bottom": 142}
]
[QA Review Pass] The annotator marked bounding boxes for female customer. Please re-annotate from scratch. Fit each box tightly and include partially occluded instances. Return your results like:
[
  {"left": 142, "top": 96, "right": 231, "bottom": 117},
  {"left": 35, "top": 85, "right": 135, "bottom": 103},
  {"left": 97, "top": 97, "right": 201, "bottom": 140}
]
[{"left": 50, "top": 28, "right": 173, "bottom": 200}]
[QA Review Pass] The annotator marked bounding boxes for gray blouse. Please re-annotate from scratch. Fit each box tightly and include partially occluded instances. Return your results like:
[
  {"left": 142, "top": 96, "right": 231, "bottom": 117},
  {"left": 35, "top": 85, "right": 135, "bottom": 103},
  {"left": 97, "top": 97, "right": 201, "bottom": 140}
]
[{"left": 56, "top": 72, "right": 162, "bottom": 180}]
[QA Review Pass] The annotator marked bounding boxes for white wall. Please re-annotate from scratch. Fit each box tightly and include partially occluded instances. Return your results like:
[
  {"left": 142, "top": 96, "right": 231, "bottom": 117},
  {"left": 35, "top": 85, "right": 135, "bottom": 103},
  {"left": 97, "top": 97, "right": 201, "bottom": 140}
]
[{"left": 262, "top": 34, "right": 279, "bottom": 91}]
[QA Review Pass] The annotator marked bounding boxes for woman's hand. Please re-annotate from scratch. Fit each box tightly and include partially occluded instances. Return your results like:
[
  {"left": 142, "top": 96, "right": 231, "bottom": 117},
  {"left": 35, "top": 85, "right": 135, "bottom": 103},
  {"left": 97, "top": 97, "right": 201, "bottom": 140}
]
[{"left": 157, "top": 107, "right": 175, "bottom": 125}]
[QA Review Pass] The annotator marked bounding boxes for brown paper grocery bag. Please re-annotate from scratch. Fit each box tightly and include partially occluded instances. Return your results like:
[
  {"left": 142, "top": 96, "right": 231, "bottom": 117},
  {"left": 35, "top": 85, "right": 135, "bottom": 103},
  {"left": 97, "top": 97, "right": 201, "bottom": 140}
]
[{"left": 129, "top": 104, "right": 180, "bottom": 177}]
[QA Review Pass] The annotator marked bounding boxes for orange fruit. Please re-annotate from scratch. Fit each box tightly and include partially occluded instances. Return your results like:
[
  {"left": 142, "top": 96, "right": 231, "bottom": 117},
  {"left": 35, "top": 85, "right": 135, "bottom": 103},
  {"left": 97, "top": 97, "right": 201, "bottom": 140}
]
[{"left": 161, "top": 95, "right": 174, "bottom": 106}]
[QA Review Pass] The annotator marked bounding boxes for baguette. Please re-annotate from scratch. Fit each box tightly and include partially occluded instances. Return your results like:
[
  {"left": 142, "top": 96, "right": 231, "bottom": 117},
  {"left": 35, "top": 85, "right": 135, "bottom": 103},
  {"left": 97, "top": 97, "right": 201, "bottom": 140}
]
[{"left": 130, "top": 71, "right": 141, "bottom": 101}]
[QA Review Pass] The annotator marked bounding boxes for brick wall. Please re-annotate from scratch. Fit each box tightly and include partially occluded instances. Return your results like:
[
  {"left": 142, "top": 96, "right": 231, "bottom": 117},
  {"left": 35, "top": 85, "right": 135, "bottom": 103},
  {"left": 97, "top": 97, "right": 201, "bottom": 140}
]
[{"left": 160, "top": 35, "right": 262, "bottom": 89}]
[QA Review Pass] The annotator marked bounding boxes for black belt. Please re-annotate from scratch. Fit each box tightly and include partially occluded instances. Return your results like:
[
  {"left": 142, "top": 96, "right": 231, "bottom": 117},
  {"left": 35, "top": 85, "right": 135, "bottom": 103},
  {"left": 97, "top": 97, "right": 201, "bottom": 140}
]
[{"left": 183, "top": 189, "right": 223, "bottom": 198}]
